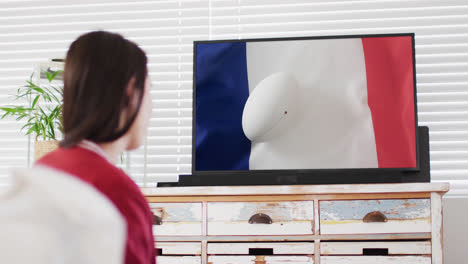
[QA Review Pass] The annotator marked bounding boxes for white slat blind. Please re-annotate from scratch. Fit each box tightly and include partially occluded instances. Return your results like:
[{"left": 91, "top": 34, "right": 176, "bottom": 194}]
[
  {"left": 209, "top": 0, "right": 468, "bottom": 197},
  {"left": 0, "top": 0, "right": 208, "bottom": 186},
  {"left": 1, "top": 0, "right": 467, "bottom": 196}
]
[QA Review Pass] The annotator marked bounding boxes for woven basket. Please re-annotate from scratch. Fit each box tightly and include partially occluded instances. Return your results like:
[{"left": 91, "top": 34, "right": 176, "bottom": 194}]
[{"left": 34, "top": 140, "right": 59, "bottom": 160}]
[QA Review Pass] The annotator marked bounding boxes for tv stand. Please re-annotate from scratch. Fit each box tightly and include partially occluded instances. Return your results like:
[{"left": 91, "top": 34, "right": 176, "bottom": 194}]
[{"left": 144, "top": 182, "right": 449, "bottom": 264}]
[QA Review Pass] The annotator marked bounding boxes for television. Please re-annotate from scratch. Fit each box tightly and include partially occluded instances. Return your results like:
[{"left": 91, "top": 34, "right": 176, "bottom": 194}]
[{"left": 185, "top": 33, "right": 427, "bottom": 186}]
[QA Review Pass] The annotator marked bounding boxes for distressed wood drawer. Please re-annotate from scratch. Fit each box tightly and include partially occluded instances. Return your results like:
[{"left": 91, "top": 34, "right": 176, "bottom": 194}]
[
  {"left": 208, "top": 242, "right": 314, "bottom": 255},
  {"left": 321, "top": 241, "right": 431, "bottom": 255},
  {"left": 319, "top": 199, "right": 431, "bottom": 235},
  {"left": 156, "top": 242, "right": 201, "bottom": 255},
  {"left": 208, "top": 256, "right": 314, "bottom": 263},
  {"left": 321, "top": 256, "right": 431, "bottom": 264},
  {"left": 207, "top": 201, "right": 314, "bottom": 235},
  {"left": 156, "top": 256, "right": 201, "bottom": 264},
  {"left": 149, "top": 203, "right": 202, "bottom": 236}
]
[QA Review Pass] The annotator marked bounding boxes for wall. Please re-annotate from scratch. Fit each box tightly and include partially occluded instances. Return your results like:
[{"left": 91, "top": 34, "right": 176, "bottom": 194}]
[{"left": 444, "top": 197, "right": 468, "bottom": 264}]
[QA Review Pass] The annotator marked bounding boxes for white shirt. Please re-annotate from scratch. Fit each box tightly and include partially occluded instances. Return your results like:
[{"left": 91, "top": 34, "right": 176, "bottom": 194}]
[{"left": 0, "top": 166, "right": 126, "bottom": 264}]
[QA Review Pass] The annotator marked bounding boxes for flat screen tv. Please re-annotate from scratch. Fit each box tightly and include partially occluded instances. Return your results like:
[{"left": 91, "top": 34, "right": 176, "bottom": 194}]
[{"left": 188, "top": 33, "right": 426, "bottom": 186}]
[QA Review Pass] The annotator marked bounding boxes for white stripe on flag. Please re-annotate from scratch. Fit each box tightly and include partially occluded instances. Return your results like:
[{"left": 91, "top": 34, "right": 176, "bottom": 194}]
[{"left": 244, "top": 39, "right": 378, "bottom": 169}]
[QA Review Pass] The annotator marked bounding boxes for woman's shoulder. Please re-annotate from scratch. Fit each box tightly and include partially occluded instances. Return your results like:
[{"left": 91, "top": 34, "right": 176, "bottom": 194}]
[
  {"left": 37, "top": 146, "right": 106, "bottom": 170},
  {"left": 37, "top": 146, "right": 150, "bottom": 215},
  {"left": 36, "top": 147, "right": 139, "bottom": 193}
]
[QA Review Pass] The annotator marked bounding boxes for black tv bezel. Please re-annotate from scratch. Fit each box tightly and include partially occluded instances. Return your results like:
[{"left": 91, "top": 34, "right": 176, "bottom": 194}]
[{"left": 191, "top": 33, "right": 420, "bottom": 184}]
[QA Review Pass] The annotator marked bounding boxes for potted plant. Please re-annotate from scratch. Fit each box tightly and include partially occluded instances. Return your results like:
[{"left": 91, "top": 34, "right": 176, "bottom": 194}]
[{"left": 0, "top": 70, "right": 63, "bottom": 160}]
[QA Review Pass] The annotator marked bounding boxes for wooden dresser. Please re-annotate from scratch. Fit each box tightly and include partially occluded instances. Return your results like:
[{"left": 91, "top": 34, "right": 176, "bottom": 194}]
[{"left": 143, "top": 183, "right": 449, "bottom": 264}]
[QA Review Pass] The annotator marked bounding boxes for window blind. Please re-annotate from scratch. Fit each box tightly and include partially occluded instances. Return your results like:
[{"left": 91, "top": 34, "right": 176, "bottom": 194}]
[
  {"left": 208, "top": 0, "right": 468, "bottom": 197},
  {"left": 0, "top": 0, "right": 466, "bottom": 196},
  {"left": 0, "top": 0, "right": 208, "bottom": 187}
]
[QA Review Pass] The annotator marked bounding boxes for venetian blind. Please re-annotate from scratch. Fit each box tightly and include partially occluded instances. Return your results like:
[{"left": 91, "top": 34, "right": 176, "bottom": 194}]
[
  {"left": 0, "top": 0, "right": 467, "bottom": 196},
  {"left": 0, "top": 0, "right": 209, "bottom": 186},
  {"left": 208, "top": 0, "right": 468, "bottom": 197}
]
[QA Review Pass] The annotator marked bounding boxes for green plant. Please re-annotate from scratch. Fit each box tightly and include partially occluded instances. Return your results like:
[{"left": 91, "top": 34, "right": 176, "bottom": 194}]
[{"left": 0, "top": 71, "right": 63, "bottom": 141}]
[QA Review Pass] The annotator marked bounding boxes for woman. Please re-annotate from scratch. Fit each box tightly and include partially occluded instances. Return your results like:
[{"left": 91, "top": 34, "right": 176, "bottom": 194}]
[{"left": 37, "top": 31, "right": 155, "bottom": 264}]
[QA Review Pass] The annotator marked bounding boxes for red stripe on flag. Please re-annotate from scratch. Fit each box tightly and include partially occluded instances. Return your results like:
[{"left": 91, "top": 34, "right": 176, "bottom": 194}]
[{"left": 362, "top": 36, "right": 417, "bottom": 168}]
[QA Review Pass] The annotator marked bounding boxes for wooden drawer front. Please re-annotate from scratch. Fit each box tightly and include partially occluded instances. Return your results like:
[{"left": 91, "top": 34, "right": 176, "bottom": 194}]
[
  {"left": 209, "top": 256, "right": 314, "bottom": 263},
  {"left": 157, "top": 256, "right": 201, "bottom": 264},
  {"left": 208, "top": 242, "right": 314, "bottom": 255},
  {"left": 319, "top": 199, "right": 431, "bottom": 234},
  {"left": 321, "top": 241, "right": 431, "bottom": 255},
  {"left": 156, "top": 242, "right": 201, "bottom": 255},
  {"left": 149, "top": 203, "right": 202, "bottom": 236},
  {"left": 321, "top": 256, "right": 431, "bottom": 264},
  {"left": 207, "top": 201, "right": 314, "bottom": 235}
]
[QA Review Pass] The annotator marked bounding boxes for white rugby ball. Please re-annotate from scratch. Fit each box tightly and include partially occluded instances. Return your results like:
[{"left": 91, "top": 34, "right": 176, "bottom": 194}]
[{"left": 242, "top": 72, "right": 299, "bottom": 142}]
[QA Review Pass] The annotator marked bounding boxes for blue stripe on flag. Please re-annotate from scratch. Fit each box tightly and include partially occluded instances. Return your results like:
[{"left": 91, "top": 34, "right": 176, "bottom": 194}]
[{"left": 195, "top": 42, "right": 251, "bottom": 171}]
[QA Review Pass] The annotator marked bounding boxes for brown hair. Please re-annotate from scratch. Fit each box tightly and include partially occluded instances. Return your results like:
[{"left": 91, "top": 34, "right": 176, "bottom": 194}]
[{"left": 60, "top": 31, "right": 148, "bottom": 148}]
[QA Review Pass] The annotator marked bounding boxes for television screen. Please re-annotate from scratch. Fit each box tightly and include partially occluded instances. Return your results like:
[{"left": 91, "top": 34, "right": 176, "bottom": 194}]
[{"left": 193, "top": 34, "right": 418, "bottom": 175}]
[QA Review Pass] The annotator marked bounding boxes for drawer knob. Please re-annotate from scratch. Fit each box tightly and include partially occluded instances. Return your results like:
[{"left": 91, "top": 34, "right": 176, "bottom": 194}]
[
  {"left": 363, "top": 211, "right": 388, "bottom": 223},
  {"left": 153, "top": 214, "right": 163, "bottom": 225},
  {"left": 254, "top": 256, "right": 266, "bottom": 264},
  {"left": 248, "top": 213, "right": 273, "bottom": 224}
]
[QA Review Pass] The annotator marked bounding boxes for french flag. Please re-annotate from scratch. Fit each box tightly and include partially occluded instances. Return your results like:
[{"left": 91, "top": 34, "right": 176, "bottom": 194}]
[{"left": 195, "top": 36, "right": 416, "bottom": 171}]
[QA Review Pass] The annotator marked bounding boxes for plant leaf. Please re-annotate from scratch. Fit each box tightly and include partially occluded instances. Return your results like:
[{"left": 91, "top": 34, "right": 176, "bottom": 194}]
[
  {"left": 16, "top": 113, "right": 27, "bottom": 121},
  {"left": 46, "top": 71, "right": 52, "bottom": 82},
  {"left": 0, "top": 111, "right": 10, "bottom": 119},
  {"left": 39, "top": 121, "right": 46, "bottom": 141},
  {"left": 26, "top": 116, "right": 36, "bottom": 124},
  {"left": 31, "top": 95, "right": 40, "bottom": 108},
  {"left": 38, "top": 107, "right": 48, "bottom": 117},
  {"left": 41, "top": 86, "right": 58, "bottom": 103},
  {"left": 48, "top": 70, "right": 62, "bottom": 82},
  {"left": 0, "top": 106, "right": 15, "bottom": 111},
  {"left": 26, "top": 126, "right": 35, "bottom": 136},
  {"left": 1, "top": 71, "right": 63, "bottom": 140},
  {"left": 26, "top": 81, "right": 41, "bottom": 90},
  {"left": 0, "top": 106, "right": 33, "bottom": 114},
  {"left": 21, "top": 122, "right": 34, "bottom": 131},
  {"left": 48, "top": 121, "right": 55, "bottom": 139},
  {"left": 31, "top": 86, "right": 45, "bottom": 94},
  {"left": 51, "top": 86, "right": 63, "bottom": 97},
  {"left": 26, "top": 122, "right": 39, "bottom": 136},
  {"left": 48, "top": 110, "right": 56, "bottom": 137}
]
